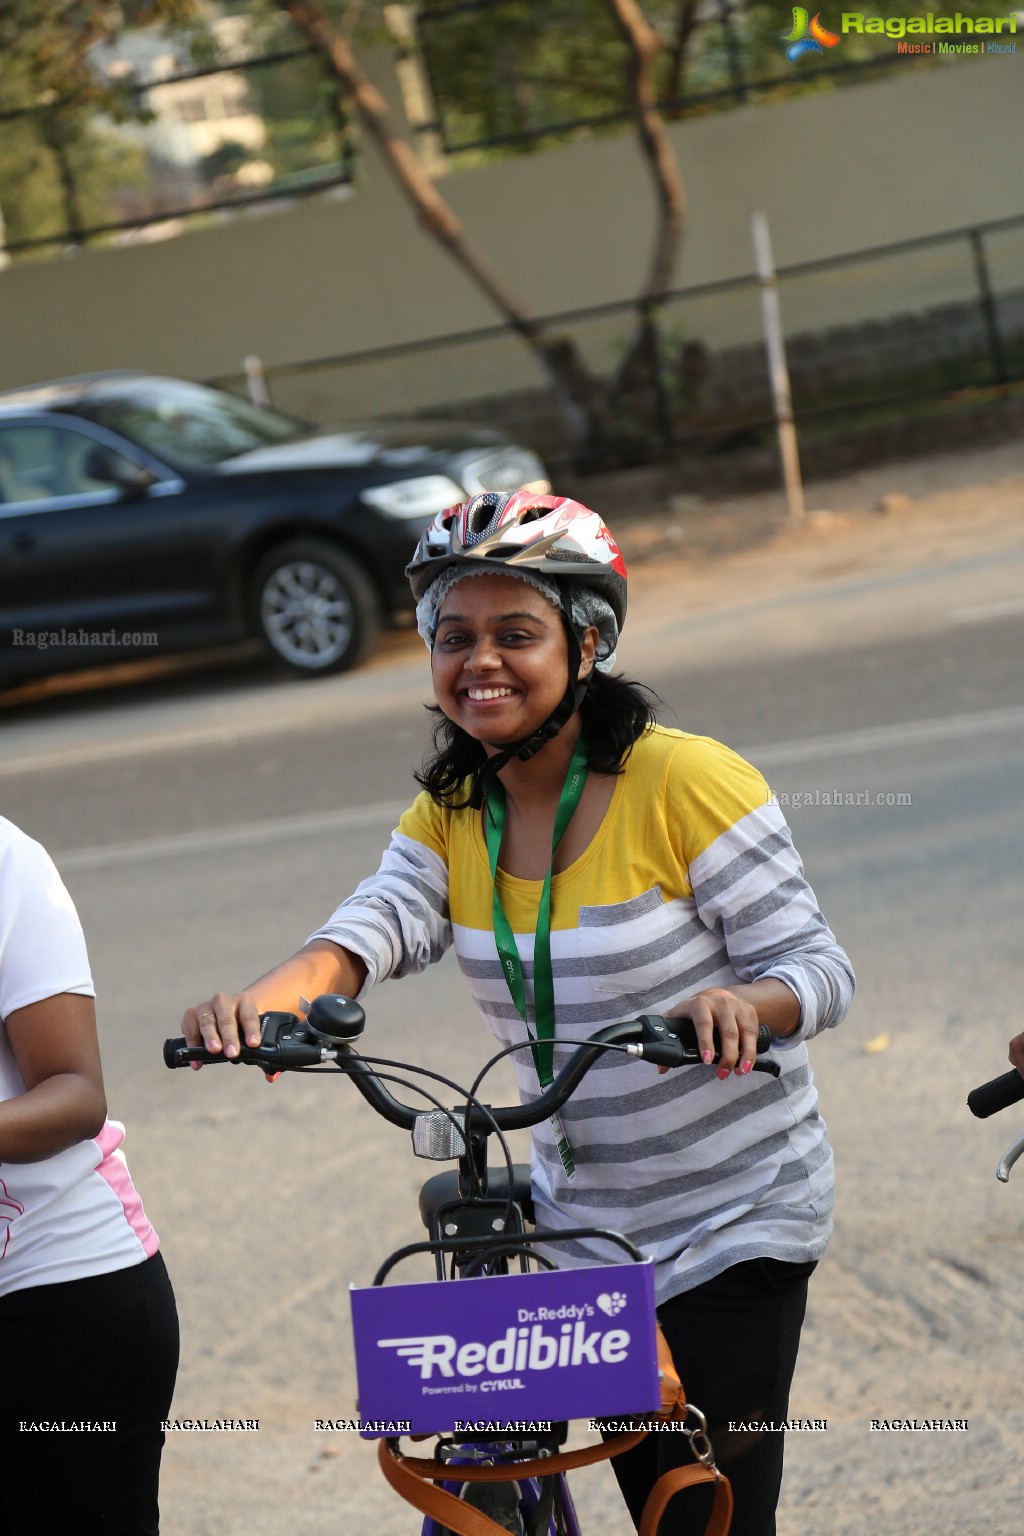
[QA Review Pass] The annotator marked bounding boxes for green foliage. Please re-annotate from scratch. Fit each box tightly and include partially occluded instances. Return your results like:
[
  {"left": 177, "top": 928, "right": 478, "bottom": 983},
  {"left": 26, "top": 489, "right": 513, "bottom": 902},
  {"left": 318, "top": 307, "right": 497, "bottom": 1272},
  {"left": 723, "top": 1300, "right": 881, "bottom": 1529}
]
[
  {"left": 0, "top": 0, "right": 208, "bottom": 253},
  {"left": 415, "top": 0, "right": 1004, "bottom": 154},
  {"left": 244, "top": 49, "right": 351, "bottom": 177},
  {"left": 3, "top": 0, "right": 997, "bottom": 256},
  {"left": 417, "top": 0, "right": 694, "bottom": 151},
  {"left": 0, "top": 0, "right": 353, "bottom": 255}
]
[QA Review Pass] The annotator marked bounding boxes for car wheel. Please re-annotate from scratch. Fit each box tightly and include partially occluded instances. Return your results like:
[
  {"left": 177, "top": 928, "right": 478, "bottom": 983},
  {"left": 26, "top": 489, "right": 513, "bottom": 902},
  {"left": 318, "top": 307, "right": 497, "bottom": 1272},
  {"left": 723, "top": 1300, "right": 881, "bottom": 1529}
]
[{"left": 250, "top": 539, "right": 381, "bottom": 676}]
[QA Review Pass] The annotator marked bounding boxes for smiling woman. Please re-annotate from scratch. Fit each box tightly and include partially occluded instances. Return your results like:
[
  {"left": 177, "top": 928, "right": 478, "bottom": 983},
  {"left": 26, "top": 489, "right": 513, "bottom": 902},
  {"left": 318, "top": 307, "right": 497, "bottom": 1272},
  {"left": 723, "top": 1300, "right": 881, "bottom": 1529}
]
[{"left": 182, "top": 490, "right": 854, "bottom": 1536}]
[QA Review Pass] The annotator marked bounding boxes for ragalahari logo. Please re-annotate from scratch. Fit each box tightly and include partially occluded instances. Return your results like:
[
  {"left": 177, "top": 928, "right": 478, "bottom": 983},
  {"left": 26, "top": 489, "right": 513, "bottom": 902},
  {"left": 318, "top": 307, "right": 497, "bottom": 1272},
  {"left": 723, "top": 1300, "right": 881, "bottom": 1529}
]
[{"left": 784, "top": 7, "right": 841, "bottom": 61}]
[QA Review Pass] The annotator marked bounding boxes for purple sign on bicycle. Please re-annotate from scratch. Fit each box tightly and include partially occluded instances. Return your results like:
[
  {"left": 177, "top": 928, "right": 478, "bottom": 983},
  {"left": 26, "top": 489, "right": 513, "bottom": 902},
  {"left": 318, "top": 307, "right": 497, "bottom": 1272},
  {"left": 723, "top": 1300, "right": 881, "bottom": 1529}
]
[{"left": 350, "top": 1261, "right": 659, "bottom": 1438}]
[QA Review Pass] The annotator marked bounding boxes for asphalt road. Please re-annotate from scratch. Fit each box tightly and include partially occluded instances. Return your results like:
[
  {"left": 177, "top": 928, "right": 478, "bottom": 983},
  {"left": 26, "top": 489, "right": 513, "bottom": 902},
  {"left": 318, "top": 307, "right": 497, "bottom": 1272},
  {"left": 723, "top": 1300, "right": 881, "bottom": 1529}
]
[{"left": 2, "top": 528, "right": 1023, "bottom": 1535}]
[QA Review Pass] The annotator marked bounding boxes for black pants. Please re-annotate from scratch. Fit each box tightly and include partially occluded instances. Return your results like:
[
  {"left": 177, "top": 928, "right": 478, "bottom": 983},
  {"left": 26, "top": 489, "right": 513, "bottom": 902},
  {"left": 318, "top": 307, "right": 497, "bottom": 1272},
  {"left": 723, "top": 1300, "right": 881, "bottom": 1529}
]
[
  {"left": 0, "top": 1251, "right": 179, "bottom": 1535},
  {"left": 609, "top": 1257, "right": 816, "bottom": 1536}
]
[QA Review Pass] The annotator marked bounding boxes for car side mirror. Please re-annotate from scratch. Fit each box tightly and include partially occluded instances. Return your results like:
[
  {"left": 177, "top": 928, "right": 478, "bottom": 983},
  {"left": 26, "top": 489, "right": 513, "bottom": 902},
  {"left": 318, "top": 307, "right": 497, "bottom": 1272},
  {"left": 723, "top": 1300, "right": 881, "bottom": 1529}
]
[{"left": 83, "top": 444, "right": 156, "bottom": 494}]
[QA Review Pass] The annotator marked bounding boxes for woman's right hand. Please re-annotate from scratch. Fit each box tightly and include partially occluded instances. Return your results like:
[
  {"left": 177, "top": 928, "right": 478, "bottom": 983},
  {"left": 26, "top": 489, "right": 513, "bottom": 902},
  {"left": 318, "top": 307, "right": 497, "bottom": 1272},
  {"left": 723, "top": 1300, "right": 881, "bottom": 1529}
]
[
  {"left": 179, "top": 943, "right": 365, "bottom": 1069},
  {"left": 181, "top": 993, "right": 264, "bottom": 1065}
]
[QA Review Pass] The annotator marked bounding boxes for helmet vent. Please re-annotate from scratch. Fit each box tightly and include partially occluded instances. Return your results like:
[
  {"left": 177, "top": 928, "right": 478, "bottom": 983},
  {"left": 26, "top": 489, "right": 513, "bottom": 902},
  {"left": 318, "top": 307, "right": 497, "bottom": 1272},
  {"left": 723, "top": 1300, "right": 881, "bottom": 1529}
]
[{"left": 463, "top": 491, "right": 505, "bottom": 545}]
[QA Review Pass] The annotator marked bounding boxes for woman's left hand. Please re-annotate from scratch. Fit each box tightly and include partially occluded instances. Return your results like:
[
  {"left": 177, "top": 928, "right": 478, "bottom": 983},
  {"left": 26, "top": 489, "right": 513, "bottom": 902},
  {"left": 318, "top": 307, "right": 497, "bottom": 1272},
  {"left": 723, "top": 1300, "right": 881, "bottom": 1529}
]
[
  {"left": 663, "top": 987, "right": 762, "bottom": 1080},
  {"left": 661, "top": 979, "right": 801, "bottom": 1079}
]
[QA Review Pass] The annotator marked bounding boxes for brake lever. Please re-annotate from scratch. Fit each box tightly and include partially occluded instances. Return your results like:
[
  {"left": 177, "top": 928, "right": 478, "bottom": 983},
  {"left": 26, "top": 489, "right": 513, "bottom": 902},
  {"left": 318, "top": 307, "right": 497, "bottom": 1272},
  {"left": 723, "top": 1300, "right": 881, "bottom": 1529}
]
[
  {"left": 997, "top": 1131, "right": 1024, "bottom": 1184},
  {"left": 626, "top": 1015, "right": 780, "bottom": 1076}
]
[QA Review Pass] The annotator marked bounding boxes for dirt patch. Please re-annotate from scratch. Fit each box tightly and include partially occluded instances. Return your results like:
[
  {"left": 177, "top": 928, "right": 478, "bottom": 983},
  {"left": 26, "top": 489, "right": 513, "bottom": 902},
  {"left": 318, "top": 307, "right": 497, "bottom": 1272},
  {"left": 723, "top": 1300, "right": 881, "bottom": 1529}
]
[{"left": 609, "top": 438, "right": 1024, "bottom": 607}]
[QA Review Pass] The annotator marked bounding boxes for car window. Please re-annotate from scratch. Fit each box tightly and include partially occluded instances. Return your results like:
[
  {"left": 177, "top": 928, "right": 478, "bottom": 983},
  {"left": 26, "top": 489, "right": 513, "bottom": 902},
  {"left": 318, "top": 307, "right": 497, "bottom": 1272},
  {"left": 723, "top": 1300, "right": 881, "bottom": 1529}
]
[
  {"left": 0, "top": 424, "right": 127, "bottom": 505},
  {"left": 67, "top": 379, "right": 305, "bottom": 471}
]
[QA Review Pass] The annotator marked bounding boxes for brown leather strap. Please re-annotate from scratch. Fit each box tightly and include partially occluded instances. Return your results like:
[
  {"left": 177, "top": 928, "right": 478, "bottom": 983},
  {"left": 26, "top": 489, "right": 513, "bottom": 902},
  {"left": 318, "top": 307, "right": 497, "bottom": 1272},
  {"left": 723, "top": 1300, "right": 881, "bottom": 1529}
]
[
  {"left": 378, "top": 1434, "right": 732, "bottom": 1536},
  {"left": 380, "top": 1427, "right": 645, "bottom": 1486},
  {"left": 639, "top": 1462, "right": 733, "bottom": 1536},
  {"left": 655, "top": 1322, "right": 687, "bottom": 1418},
  {"left": 378, "top": 1439, "right": 514, "bottom": 1536}
]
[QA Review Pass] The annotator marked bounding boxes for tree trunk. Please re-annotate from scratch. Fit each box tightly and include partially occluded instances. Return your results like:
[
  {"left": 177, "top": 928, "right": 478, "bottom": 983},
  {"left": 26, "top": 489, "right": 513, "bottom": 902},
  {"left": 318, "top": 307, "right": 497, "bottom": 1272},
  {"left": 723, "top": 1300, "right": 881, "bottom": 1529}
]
[
  {"left": 276, "top": 0, "right": 613, "bottom": 463},
  {"left": 665, "top": 0, "right": 703, "bottom": 117},
  {"left": 606, "top": 0, "right": 686, "bottom": 301},
  {"left": 605, "top": 0, "right": 689, "bottom": 446}
]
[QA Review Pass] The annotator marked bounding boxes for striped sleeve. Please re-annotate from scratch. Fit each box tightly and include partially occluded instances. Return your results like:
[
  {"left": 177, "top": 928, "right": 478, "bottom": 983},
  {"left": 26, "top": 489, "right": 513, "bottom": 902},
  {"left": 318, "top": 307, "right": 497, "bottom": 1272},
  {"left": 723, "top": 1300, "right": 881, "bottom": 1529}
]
[
  {"left": 306, "top": 794, "right": 452, "bottom": 990},
  {"left": 686, "top": 790, "right": 855, "bottom": 1048}
]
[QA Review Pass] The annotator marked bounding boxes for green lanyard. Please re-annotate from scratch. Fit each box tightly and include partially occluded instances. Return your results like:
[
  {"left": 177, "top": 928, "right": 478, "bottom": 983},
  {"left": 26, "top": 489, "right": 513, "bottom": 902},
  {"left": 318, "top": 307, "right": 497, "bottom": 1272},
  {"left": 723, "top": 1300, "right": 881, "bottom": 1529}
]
[{"left": 484, "top": 737, "right": 589, "bottom": 1180}]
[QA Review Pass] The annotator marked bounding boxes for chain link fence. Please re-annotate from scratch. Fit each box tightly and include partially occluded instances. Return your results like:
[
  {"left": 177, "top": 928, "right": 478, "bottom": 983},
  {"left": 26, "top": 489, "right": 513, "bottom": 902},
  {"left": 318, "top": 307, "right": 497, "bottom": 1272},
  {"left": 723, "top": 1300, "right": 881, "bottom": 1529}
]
[
  {"left": 0, "top": 42, "right": 354, "bottom": 260},
  {"left": 210, "top": 213, "right": 1024, "bottom": 478}
]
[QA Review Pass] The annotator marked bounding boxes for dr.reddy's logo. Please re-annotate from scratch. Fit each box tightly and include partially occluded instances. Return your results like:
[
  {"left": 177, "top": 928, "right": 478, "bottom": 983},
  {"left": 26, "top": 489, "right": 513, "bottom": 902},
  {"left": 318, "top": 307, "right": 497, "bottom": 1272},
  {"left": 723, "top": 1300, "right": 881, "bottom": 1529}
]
[
  {"left": 784, "top": 8, "right": 841, "bottom": 62},
  {"left": 784, "top": 9, "right": 1018, "bottom": 61}
]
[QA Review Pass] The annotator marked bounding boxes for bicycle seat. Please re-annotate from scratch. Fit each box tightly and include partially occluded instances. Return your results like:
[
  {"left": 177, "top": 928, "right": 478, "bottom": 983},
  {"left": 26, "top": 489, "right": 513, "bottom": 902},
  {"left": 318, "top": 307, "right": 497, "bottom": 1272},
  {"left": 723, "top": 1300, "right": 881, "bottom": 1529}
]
[{"left": 418, "top": 1163, "right": 535, "bottom": 1227}]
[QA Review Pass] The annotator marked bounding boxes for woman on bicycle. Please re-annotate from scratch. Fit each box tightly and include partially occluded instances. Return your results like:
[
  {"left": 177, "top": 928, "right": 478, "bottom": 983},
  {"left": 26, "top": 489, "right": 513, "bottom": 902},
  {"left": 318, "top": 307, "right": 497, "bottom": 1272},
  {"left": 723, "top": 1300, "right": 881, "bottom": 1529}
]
[
  {"left": 0, "top": 816, "right": 179, "bottom": 1535},
  {"left": 183, "top": 491, "right": 854, "bottom": 1536}
]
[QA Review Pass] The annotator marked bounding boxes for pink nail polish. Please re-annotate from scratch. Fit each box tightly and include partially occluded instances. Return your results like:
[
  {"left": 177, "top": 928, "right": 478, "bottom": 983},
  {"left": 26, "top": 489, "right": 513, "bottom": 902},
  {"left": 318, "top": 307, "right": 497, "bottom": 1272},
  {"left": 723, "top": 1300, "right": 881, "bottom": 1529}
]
[
  {"left": 702, "top": 1050, "right": 713, "bottom": 1065},
  {"left": 741, "top": 1060, "right": 753, "bottom": 1074},
  {"left": 717, "top": 1067, "right": 729, "bottom": 1081}
]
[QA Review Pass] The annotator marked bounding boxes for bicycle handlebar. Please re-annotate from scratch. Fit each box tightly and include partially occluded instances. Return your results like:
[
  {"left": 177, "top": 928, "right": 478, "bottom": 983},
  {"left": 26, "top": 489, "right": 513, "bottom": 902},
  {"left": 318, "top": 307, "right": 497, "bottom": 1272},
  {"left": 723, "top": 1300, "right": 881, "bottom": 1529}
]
[
  {"left": 967, "top": 1068, "right": 1024, "bottom": 1120},
  {"left": 163, "top": 995, "right": 778, "bottom": 1135}
]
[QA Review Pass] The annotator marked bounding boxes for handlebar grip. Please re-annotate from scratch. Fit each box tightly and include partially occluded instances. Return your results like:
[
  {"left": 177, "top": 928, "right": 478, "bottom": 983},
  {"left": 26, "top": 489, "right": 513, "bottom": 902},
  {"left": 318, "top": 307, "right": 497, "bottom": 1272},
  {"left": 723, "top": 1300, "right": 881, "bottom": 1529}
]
[
  {"left": 967, "top": 1069, "right": 1024, "bottom": 1119},
  {"left": 163, "top": 1036, "right": 226, "bottom": 1068},
  {"left": 163, "top": 1027, "right": 328, "bottom": 1071}
]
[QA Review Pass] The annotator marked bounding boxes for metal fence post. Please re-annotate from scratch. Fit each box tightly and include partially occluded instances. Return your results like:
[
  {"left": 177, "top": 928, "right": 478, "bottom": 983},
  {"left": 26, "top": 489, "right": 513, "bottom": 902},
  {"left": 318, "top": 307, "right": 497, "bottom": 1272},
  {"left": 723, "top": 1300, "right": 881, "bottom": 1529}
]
[
  {"left": 751, "top": 210, "right": 805, "bottom": 523},
  {"left": 244, "top": 355, "right": 272, "bottom": 408},
  {"left": 969, "top": 228, "right": 1009, "bottom": 388}
]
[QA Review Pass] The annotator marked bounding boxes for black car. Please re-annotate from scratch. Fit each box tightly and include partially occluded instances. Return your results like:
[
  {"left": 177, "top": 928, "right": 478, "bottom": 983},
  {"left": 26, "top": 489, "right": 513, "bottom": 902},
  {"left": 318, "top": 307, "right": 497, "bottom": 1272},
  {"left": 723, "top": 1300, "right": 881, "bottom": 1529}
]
[{"left": 0, "top": 371, "right": 549, "bottom": 688}]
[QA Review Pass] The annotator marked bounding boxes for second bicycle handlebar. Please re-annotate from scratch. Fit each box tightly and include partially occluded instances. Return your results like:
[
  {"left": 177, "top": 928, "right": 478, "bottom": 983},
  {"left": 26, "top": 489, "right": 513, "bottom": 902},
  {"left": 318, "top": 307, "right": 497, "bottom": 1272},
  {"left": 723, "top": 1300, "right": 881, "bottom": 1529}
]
[{"left": 967, "top": 1068, "right": 1024, "bottom": 1120}]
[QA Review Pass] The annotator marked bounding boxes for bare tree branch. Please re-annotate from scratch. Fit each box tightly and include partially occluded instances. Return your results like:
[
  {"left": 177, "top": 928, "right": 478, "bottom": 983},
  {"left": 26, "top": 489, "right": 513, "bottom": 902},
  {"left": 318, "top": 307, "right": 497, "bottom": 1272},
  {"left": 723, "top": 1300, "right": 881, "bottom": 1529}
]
[
  {"left": 170, "top": 0, "right": 694, "bottom": 465},
  {"left": 665, "top": 0, "right": 703, "bottom": 113},
  {"left": 277, "top": 0, "right": 548, "bottom": 342},
  {"left": 276, "top": 0, "right": 626, "bottom": 460},
  {"left": 606, "top": 0, "right": 686, "bottom": 300}
]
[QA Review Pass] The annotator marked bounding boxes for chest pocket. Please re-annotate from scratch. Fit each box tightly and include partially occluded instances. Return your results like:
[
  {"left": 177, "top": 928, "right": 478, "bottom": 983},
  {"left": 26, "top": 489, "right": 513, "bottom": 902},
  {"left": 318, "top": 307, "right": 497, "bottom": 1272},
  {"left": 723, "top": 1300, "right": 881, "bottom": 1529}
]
[{"left": 576, "top": 886, "right": 705, "bottom": 1003}]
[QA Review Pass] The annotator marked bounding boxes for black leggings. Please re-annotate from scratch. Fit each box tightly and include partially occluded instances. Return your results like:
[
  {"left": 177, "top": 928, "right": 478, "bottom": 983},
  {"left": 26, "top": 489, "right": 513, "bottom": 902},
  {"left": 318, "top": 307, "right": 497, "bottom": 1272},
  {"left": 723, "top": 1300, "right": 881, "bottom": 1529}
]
[
  {"left": 0, "top": 1250, "right": 179, "bottom": 1535},
  {"left": 609, "top": 1257, "right": 816, "bottom": 1536}
]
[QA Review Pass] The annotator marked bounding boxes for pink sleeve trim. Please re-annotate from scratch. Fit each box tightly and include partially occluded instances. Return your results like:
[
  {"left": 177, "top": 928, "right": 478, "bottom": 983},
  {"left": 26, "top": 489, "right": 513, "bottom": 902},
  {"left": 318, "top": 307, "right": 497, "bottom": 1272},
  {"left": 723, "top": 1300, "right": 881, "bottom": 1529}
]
[{"left": 95, "top": 1122, "right": 159, "bottom": 1258}]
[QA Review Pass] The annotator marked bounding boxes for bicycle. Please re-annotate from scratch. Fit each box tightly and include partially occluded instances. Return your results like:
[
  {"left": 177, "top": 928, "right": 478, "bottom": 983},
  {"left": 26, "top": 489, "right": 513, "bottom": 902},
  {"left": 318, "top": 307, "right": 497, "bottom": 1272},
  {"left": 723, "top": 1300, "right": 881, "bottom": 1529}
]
[
  {"left": 967, "top": 1066, "right": 1024, "bottom": 1182},
  {"left": 165, "top": 996, "right": 780, "bottom": 1536}
]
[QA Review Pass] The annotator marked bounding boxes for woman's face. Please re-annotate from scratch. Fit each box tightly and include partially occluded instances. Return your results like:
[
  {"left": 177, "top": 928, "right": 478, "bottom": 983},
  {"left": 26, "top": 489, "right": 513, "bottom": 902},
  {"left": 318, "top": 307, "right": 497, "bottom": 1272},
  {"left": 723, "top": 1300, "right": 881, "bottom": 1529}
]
[{"left": 431, "top": 574, "right": 593, "bottom": 748}]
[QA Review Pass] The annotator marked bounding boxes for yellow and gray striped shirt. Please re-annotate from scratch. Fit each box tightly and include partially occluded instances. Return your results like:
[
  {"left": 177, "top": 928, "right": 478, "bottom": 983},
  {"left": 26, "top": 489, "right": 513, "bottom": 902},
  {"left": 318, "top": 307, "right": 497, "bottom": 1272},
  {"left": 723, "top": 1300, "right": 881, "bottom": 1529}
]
[{"left": 311, "top": 725, "right": 854, "bottom": 1301}]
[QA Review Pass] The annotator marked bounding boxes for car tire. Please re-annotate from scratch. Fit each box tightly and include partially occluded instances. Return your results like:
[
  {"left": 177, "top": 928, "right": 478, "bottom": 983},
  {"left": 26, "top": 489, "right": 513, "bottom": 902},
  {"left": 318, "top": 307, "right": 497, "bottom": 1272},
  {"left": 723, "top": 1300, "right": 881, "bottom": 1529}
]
[{"left": 249, "top": 539, "right": 381, "bottom": 676}]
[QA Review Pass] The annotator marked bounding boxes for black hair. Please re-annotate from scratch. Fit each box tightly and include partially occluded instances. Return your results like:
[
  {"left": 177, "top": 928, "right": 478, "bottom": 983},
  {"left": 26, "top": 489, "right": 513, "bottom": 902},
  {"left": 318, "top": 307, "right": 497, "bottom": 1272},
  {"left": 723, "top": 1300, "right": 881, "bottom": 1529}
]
[{"left": 414, "top": 669, "right": 662, "bottom": 810}]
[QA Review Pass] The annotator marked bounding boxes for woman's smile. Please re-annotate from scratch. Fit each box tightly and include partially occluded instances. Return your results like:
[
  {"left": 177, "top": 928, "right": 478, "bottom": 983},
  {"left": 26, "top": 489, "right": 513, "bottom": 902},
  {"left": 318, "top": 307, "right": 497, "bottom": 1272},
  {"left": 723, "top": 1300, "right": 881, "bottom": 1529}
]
[{"left": 463, "top": 684, "right": 517, "bottom": 702}]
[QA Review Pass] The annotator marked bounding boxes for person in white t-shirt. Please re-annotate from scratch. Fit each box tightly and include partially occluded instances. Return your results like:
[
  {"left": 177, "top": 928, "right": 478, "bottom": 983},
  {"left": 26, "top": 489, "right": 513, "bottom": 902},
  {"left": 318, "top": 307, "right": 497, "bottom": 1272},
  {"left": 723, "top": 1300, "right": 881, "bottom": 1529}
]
[{"left": 0, "top": 816, "right": 178, "bottom": 1536}]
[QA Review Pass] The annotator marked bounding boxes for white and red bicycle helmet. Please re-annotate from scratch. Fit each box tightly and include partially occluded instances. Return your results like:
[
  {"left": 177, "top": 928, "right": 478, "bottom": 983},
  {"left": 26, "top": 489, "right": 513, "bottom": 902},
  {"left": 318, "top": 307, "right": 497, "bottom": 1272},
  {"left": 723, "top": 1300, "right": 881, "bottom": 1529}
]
[
  {"left": 406, "top": 490, "right": 627, "bottom": 630},
  {"left": 406, "top": 491, "right": 629, "bottom": 766}
]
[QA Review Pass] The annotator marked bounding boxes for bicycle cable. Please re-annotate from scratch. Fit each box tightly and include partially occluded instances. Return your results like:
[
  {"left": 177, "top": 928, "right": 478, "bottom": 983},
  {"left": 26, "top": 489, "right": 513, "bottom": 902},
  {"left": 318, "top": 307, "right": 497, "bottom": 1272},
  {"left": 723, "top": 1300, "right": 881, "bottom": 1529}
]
[{"left": 468, "top": 1035, "right": 635, "bottom": 1107}]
